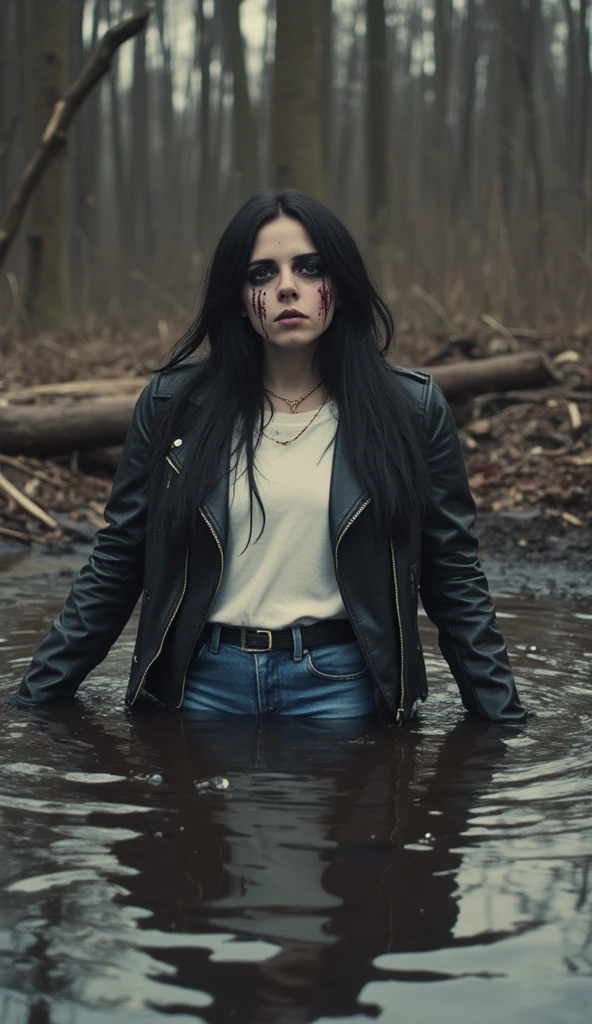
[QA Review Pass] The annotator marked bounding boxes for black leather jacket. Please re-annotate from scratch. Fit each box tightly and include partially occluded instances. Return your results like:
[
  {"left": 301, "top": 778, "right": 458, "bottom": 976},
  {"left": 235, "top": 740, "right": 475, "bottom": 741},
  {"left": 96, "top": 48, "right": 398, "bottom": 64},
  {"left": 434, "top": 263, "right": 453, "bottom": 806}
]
[{"left": 15, "top": 363, "right": 527, "bottom": 725}]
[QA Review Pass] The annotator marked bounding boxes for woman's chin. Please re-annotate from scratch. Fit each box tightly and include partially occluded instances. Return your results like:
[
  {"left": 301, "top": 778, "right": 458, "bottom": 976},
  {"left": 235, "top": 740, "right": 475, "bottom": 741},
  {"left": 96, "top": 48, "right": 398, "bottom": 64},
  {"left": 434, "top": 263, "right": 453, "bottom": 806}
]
[{"left": 265, "top": 332, "right": 322, "bottom": 351}]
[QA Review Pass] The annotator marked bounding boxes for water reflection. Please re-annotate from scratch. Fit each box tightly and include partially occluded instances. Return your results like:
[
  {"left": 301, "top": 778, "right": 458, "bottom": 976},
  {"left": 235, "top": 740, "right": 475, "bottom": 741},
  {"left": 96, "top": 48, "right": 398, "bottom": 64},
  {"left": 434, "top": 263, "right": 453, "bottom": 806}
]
[
  {"left": 0, "top": 703, "right": 518, "bottom": 1022},
  {"left": 0, "top": 585, "right": 591, "bottom": 1022}
]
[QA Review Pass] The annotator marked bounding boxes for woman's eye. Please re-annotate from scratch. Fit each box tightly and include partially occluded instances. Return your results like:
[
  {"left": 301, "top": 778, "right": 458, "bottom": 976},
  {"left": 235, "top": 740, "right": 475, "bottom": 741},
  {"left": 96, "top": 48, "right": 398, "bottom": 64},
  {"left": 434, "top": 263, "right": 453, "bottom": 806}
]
[
  {"left": 300, "top": 262, "right": 323, "bottom": 277},
  {"left": 247, "top": 267, "right": 273, "bottom": 285}
]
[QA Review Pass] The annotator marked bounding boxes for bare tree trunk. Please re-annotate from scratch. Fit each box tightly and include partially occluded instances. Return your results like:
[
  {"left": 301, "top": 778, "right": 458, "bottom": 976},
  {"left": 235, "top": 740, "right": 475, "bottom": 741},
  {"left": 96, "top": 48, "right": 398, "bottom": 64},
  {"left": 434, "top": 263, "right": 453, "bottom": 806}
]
[
  {"left": 259, "top": 0, "right": 275, "bottom": 185},
  {"left": 562, "top": 0, "right": 577, "bottom": 172},
  {"left": 226, "top": 0, "right": 258, "bottom": 202},
  {"left": 366, "top": 0, "right": 389, "bottom": 276},
  {"left": 498, "top": 0, "right": 520, "bottom": 224},
  {"left": 320, "top": 0, "right": 333, "bottom": 197},
  {"left": 155, "top": 0, "right": 177, "bottom": 234},
  {"left": 25, "top": 0, "right": 71, "bottom": 330},
  {"left": 434, "top": 0, "right": 452, "bottom": 209},
  {"left": 129, "top": 0, "right": 153, "bottom": 263},
  {"left": 578, "top": 0, "right": 590, "bottom": 186},
  {"left": 78, "top": 0, "right": 103, "bottom": 252},
  {"left": 195, "top": 0, "right": 213, "bottom": 247},
  {"left": 458, "top": 0, "right": 477, "bottom": 213},
  {"left": 105, "top": 0, "right": 127, "bottom": 281},
  {"left": 335, "top": 1, "right": 362, "bottom": 214},
  {"left": 210, "top": 4, "right": 226, "bottom": 228},
  {"left": 273, "top": 0, "right": 324, "bottom": 198},
  {"left": 578, "top": 0, "right": 592, "bottom": 286},
  {"left": 516, "top": 0, "right": 547, "bottom": 273},
  {"left": 0, "top": 0, "right": 8, "bottom": 212}
]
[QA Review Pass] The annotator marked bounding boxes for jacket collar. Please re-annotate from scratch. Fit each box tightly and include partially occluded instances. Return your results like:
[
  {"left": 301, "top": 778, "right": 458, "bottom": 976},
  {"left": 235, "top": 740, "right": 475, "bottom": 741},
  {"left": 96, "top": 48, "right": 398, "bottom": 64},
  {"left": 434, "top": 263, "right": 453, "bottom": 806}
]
[{"left": 165, "top": 415, "right": 367, "bottom": 552}]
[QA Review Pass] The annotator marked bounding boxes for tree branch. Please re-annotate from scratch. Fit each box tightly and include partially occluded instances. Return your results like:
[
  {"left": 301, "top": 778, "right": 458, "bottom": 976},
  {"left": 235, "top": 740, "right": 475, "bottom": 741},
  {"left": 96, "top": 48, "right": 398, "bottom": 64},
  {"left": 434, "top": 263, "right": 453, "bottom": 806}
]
[{"left": 0, "top": 8, "right": 151, "bottom": 271}]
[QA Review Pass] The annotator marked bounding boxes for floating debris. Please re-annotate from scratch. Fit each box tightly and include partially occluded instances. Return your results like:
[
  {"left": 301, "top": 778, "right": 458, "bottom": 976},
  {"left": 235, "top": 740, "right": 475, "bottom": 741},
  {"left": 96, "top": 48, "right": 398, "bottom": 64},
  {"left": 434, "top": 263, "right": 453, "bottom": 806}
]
[
  {"left": 131, "top": 772, "right": 165, "bottom": 787},
  {"left": 193, "top": 776, "right": 230, "bottom": 792}
]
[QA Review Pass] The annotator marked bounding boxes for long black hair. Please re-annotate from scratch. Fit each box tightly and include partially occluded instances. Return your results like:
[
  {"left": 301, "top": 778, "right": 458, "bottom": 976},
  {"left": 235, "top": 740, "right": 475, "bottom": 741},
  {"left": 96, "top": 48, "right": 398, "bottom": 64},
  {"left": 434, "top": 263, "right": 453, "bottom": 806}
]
[{"left": 153, "top": 189, "right": 428, "bottom": 546}]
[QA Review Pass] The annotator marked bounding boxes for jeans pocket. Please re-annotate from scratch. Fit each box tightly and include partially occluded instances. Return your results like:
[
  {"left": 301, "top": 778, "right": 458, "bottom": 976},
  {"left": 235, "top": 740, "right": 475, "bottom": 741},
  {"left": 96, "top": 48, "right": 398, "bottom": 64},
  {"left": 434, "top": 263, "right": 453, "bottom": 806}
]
[{"left": 305, "top": 642, "right": 368, "bottom": 682}]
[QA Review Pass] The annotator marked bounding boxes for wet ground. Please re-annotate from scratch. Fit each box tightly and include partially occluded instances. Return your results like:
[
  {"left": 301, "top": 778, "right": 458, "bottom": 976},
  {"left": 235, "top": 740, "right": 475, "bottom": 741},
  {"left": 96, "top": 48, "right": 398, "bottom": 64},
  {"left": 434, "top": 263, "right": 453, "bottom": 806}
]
[{"left": 0, "top": 551, "right": 591, "bottom": 1023}]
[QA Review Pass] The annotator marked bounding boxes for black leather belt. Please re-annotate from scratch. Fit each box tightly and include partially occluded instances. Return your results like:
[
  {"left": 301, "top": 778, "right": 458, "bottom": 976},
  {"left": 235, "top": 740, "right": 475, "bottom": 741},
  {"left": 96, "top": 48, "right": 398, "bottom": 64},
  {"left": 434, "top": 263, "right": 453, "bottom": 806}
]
[{"left": 204, "top": 619, "right": 356, "bottom": 653}]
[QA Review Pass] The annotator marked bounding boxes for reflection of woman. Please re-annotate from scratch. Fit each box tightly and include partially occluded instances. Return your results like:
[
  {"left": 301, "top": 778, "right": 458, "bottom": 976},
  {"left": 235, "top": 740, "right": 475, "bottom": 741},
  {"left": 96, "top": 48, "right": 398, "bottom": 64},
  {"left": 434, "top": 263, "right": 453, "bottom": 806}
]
[
  {"left": 108, "top": 713, "right": 512, "bottom": 1022},
  {"left": 16, "top": 189, "right": 525, "bottom": 725}
]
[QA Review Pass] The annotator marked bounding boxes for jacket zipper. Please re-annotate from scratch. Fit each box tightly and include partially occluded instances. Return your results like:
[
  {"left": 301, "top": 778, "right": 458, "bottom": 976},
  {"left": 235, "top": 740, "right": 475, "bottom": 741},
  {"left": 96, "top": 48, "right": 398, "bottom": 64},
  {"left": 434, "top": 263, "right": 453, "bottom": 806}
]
[
  {"left": 165, "top": 453, "right": 176, "bottom": 488},
  {"left": 390, "top": 540, "right": 405, "bottom": 723},
  {"left": 334, "top": 499, "right": 371, "bottom": 573},
  {"left": 176, "top": 507, "right": 225, "bottom": 709}
]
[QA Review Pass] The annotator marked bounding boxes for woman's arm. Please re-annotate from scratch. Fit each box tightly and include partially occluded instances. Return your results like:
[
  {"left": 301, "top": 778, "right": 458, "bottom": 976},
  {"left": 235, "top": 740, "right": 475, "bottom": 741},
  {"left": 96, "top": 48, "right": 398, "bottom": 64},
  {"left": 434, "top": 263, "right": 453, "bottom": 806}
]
[
  {"left": 14, "top": 377, "right": 159, "bottom": 706},
  {"left": 419, "top": 380, "right": 527, "bottom": 724}
]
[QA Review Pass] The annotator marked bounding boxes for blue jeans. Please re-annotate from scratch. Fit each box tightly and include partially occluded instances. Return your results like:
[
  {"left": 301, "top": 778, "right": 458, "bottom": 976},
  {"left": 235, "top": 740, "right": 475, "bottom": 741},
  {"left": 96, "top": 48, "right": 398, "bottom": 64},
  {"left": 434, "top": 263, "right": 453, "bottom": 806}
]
[{"left": 183, "top": 624, "right": 376, "bottom": 718}]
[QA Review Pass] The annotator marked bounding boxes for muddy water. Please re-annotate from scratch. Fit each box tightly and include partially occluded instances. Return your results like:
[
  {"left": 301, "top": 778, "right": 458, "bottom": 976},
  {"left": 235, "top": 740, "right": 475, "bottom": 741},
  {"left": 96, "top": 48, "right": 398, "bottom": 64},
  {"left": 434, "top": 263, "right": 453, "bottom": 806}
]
[{"left": 0, "top": 554, "right": 591, "bottom": 1023}]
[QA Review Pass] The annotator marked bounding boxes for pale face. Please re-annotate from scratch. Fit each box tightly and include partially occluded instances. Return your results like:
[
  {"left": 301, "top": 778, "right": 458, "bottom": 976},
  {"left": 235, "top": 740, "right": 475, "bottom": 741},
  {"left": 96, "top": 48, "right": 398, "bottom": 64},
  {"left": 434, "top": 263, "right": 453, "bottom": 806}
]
[{"left": 241, "top": 216, "right": 336, "bottom": 350}]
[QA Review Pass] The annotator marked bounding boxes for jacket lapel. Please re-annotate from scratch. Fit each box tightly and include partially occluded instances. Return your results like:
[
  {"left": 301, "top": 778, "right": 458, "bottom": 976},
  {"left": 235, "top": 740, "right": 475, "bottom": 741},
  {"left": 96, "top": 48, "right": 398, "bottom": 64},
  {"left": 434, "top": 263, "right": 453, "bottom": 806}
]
[
  {"left": 329, "top": 419, "right": 368, "bottom": 551},
  {"left": 165, "top": 433, "right": 230, "bottom": 545}
]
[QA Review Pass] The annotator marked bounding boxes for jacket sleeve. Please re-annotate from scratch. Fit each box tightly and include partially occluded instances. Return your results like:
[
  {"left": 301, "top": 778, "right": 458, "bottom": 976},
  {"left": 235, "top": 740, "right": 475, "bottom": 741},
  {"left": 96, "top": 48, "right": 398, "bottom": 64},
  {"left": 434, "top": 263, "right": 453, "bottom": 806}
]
[
  {"left": 419, "top": 380, "right": 527, "bottom": 724},
  {"left": 14, "top": 377, "right": 160, "bottom": 706}
]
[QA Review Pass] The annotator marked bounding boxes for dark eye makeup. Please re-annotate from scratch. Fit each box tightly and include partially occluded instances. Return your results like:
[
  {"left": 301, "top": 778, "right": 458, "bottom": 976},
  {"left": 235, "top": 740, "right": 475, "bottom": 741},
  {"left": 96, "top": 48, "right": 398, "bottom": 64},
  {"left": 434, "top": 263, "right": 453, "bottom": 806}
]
[{"left": 246, "top": 253, "right": 325, "bottom": 286}]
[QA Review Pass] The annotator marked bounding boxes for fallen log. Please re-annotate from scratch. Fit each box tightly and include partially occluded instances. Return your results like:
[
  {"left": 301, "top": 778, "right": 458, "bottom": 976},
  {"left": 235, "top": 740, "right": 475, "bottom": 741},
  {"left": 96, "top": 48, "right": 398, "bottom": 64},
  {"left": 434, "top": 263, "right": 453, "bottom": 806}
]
[
  {"left": 2, "top": 377, "right": 148, "bottom": 404},
  {"left": 0, "top": 352, "right": 560, "bottom": 456},
  {"left": 0, "top": 398, "right": 137, "bottom": 455},
  {"left": 421, "top": 350, "right": 559, "bottom": 398}
]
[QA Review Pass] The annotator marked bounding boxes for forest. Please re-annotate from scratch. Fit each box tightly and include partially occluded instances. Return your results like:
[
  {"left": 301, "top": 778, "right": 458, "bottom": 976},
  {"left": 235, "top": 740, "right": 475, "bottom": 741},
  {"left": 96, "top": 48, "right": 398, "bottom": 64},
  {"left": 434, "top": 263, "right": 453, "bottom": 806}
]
[{"left": 0, "top": 0, "right": 590, "bottom": 551}]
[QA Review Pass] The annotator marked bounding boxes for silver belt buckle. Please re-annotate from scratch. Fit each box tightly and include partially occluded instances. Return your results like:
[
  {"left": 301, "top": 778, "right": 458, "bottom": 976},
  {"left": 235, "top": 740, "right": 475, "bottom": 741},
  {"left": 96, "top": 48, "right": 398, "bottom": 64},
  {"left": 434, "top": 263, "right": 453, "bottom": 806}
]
[{"left": 241, "top": 628, "right": 273, "bottom": 653}]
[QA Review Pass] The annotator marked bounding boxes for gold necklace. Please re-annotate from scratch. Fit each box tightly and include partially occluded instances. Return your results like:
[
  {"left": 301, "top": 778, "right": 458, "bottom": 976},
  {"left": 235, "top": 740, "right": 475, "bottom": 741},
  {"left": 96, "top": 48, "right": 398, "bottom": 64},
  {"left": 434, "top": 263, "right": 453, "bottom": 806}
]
[
  {"left": 263, "top": 380, "right": 323, "bottom": 413},
  {"left": 264, "top": 392, "right": 329, "bottom": 446}
]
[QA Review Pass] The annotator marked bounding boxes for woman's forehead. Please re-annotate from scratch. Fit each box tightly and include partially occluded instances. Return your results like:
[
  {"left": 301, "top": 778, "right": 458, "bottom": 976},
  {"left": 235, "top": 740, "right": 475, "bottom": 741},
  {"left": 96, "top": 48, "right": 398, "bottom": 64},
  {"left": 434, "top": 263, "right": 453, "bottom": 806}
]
[{"left": 249, "top": 216, "right": 316, "bottom": 262}]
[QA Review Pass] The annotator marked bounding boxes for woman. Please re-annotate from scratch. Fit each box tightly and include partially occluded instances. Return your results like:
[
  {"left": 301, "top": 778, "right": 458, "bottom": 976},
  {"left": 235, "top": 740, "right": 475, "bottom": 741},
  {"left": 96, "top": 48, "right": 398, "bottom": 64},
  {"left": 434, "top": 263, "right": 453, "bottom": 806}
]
[{"left": 15, "top": 190, "right": 526, "bottom": 725}]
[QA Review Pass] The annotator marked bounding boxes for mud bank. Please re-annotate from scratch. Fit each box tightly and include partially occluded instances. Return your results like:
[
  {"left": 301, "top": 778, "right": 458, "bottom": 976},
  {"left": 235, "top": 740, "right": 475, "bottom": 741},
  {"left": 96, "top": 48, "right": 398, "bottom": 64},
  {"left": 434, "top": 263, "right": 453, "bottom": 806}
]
[{"left": 475, "top": 511, "right": 592, "bottom": 598}]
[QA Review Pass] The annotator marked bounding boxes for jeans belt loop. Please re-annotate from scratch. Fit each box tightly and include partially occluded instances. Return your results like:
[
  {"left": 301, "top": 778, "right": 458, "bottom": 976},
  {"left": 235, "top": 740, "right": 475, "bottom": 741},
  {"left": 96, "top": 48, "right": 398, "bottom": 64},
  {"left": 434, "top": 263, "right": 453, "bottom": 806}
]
[
  {"left": 291, "top": 626, "right": 303, "bottom": 662},
  {"left": 210, "top": 623, "right": 222, "bottom": 655}
]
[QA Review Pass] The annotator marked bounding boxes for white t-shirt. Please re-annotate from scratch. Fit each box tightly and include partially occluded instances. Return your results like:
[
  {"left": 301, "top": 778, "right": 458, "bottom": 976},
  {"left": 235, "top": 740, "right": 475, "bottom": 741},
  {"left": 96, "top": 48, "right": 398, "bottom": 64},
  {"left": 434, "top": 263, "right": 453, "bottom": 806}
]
[{"left": 210, "top": 401, "right": 346, "bottom": 629}]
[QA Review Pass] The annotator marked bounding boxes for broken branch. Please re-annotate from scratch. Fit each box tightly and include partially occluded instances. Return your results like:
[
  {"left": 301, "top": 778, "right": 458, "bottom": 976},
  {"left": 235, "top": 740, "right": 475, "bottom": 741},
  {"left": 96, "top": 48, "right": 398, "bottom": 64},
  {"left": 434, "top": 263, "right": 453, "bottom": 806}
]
[{"left": 0, "top": 8, "right": 151, "bottom": 270}]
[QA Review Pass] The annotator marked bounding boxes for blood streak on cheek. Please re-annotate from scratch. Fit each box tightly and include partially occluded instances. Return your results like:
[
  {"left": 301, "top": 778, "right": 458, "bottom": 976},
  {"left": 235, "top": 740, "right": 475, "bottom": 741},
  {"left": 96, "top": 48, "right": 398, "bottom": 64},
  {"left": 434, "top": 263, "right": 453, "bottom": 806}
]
[
  {"left": 251, "top": 288, "right": 268, "bottom": 337},
  {"left": 318, "top": 279, "right": 332, "bottom": 325}
]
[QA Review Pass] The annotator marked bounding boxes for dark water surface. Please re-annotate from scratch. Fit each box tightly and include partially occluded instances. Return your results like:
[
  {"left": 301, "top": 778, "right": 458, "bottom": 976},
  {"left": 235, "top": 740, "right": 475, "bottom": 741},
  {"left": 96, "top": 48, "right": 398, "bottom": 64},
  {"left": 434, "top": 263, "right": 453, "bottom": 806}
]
[{"left": 0, "top": 552, "right": 591, "bottom": 1023}]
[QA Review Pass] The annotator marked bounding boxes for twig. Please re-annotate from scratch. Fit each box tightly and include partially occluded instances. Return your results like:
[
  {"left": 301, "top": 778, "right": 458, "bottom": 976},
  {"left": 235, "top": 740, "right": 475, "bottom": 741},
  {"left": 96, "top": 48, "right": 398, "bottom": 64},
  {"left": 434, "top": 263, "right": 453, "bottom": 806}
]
[
  {"left": 0, "top": 470, "right": 59, "bottom": 529},
  {"left": 411, "top": 284, "right": 451, "bottom": 328},
  {"left": 566, "top": 401, "right": 582, "bottom": 435},
  {"left": 0, "top": 453, "right": 64, "bottom": 488},
  {"left": 501, "top": 327, "right": 555, "bottom": 339},
  {"left": 481, "top": 313, "right": 518, "bottom": 343},
  {"left": 5, "top": 271, "right": 30, "bottom": 324},
  {"left": 0, "top": 524, "right": 53, "bottom": 545},
  {"left": 129, "top": 269, "right": 191, "bottom": 320},
  {"left": 0, "top": 8, "right": 151, "bottom": 270}
]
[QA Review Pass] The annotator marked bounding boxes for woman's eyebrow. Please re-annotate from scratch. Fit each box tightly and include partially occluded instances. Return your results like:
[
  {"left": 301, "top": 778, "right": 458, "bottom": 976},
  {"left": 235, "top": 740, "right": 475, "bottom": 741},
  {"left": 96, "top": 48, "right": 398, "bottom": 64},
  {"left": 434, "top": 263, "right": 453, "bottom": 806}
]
[
  {"left": 292, "top": 251, "right": 320, "bottom": 264},
  {"left": 247, "top": 252, "right": 320, "bottom": 270},
  {"left": 247, "top": 258, "right": 277, "bottom": 270}
]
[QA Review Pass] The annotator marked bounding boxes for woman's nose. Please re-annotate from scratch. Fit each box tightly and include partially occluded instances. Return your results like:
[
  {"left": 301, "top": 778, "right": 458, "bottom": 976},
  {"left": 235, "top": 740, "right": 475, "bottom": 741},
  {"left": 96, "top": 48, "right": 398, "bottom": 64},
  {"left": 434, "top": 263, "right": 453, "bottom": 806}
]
[{"left": 277, "top": 271, "right": 299, "bottom": 301}]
